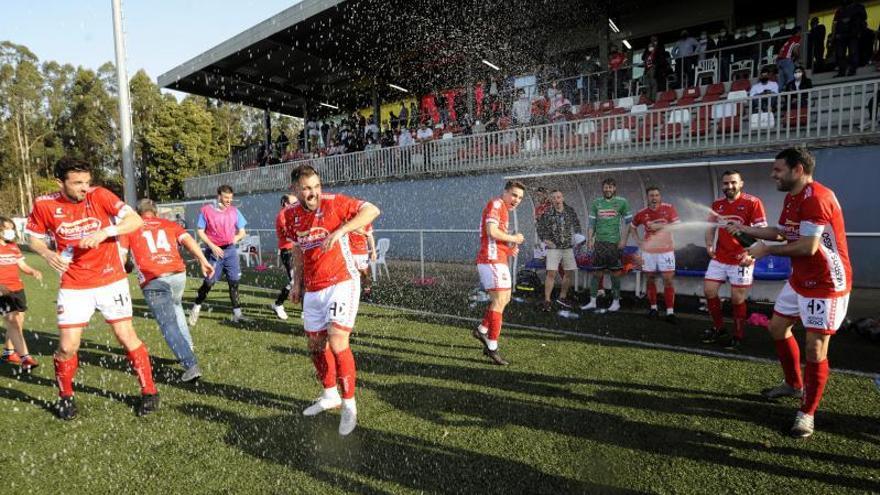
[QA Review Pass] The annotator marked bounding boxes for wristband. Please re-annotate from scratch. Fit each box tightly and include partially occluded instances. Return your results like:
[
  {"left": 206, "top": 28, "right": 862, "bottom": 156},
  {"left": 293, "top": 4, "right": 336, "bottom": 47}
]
[{"left": 103, "top": 226, "right": 119, "bottom": 237}]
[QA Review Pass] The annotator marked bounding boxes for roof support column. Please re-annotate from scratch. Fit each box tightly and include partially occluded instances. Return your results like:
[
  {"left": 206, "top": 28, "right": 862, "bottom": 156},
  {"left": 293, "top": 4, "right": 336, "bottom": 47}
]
[
  {"left": 599, "top": 12, "right": 610, "bottom": 100},
  {"left": 797, "top": 0, "right": 810, "bottom": 69},
  {"left": 372, "top": 80, "right": 381, "bottom": 130},
  {"left": 264, "top": 107, "right": 273, "bottom": 155}
]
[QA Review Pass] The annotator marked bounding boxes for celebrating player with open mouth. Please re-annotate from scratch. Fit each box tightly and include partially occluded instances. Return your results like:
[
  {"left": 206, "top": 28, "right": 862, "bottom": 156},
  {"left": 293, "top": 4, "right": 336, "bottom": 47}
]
[
  {"left": 727, "top": 147, "right": 851, "bottom": 438},
  {"left": 26, "top": 158, "right": 159, "bottom": 420},
  {"left": 286, "top": 164, "right": 380, "bottom": 436},
  {"left": 473, "top": 180, "right": 526, "bottom": 366}
]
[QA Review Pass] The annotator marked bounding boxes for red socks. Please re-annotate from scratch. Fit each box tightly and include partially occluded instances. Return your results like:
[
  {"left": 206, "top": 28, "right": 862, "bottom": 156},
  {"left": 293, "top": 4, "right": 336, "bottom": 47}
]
[
  {"left": 707, "top": 297, "right": 723, "bottom": 329},
  {"left": 311, "top": 347, "right": 337, "bottom": 389},
  {"left": 126, "top": 344, "right": 158, "bottom": 396},
  {"left": 773, "top": 336, "right": 803, "bottom": 390},
  {"left": 663, "top": 286, "right": 675, "bottom": 310},
  {"left": 646, "top": 280, "right": 657, "bottom": 306},
  {"left": 480, "top": 309, "right": 492, "bottom": 331},
  {"left": 801, "top": 359, "right": 829, "bottom": 416},
  {"left": 486, "top": 310, "right": 503, "bottom": 341},
  {"left": 54, "top": 354, "right": 78, "bottom": 398},
  {"left": 333, "top": 347, "right": 357, "bottom": 399},
  {"left": 732, "top": 302, "right": 747, "bottom": 340}
]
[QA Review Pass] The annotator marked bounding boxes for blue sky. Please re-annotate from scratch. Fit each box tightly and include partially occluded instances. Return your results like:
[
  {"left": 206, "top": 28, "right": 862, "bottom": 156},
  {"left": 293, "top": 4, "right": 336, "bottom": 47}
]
[{"left": 1, "top": 0, "right": 299, "bottom": 81}]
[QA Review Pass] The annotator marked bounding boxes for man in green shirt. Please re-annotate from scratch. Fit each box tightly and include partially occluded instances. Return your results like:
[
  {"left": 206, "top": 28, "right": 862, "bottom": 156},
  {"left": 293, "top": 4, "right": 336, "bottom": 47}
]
[{"left": 582, "top": 178, "right": 632, "bottom": 312}]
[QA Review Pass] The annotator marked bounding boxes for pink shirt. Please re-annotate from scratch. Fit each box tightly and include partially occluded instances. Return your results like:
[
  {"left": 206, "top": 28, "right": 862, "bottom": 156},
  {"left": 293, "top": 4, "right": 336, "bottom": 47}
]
[{"left": 198, "top": 203, "right": 246, "bottom": 246}]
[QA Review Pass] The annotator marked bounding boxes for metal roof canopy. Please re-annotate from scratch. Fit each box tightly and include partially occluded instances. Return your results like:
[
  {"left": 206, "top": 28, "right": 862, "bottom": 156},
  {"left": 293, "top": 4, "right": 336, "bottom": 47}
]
[
  {"left": 504, "top": 158, "right": 775, "bottom": 180},
  {"left": 158, "top": 0, "right": 652, "bottom": 118}
]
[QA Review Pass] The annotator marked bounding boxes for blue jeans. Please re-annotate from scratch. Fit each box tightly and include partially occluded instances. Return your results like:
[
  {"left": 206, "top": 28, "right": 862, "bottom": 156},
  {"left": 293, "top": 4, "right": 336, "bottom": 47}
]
[
  {"left": 142, "top": 272, "right": 197, "bottom": 369},
  {"left": 776, "top": 58, "right": 795, "bottom": 91}
]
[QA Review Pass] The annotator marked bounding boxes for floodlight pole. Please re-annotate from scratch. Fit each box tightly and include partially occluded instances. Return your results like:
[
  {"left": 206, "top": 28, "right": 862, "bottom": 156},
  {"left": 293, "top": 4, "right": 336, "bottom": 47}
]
[{"left": 111, "top": 0, "right": 137, "bottom": 206}]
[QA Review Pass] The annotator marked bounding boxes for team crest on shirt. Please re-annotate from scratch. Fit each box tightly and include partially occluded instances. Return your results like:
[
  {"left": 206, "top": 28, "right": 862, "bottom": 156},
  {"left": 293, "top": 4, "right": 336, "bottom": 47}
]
[
  {"left": 55, "top": 218, "right": 102, "bottom": 240},
  {"left": 296, "top": 227, "right": 330, "bottom": 250}
]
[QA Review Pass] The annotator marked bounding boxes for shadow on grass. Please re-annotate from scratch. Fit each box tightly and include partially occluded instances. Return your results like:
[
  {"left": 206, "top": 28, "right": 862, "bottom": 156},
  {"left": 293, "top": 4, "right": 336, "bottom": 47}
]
[
  {"left": 364, "top": 379, "right": 880, "bottom": 492},
  {"left": 176, "top": 402, "right": 640, "bottom": 494}
]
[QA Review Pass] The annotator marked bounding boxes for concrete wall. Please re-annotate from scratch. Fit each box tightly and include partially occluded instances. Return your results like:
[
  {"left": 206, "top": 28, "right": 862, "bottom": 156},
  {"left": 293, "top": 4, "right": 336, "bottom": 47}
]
[{"left": 168, "top": 144, "right": 879, "bottom": 288}]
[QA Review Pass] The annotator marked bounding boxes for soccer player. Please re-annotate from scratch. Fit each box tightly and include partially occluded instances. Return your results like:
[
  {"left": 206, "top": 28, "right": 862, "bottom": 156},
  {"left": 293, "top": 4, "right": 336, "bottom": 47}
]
[
  {"left": 349, "top": 223, "right": 377, "bottom": 301},
  {"left": 271, "top": 194, "right": 298, "bottom": 320},
  {"left": 702, "top": 171, "right": 768, "bottom": 350},
  {"left": 473, "top": 180, "right": 526, "bottom": 366},
  {"left": 727, "top": 147, "right": 851, "bottom": 438},
  {"left": 286, "top": 164, "right": 380, "bottom": 436},
  {"left": 189, "top": 185, "right": 248, "bottom": 325},
  {"left": 0, "top": 216, "right": 43, "bottom": 371},
  {"left": 629, "top": 187, "right": 681, "bottom": 323},
  {"left": 120, "top": 200, "right": 215, "bottom": 382},
  {"left": 26, "top": 158, "right": 159, "bottom": 420},
  {"left": 582, "top": 178, "right": 632, "bottom": 312}
]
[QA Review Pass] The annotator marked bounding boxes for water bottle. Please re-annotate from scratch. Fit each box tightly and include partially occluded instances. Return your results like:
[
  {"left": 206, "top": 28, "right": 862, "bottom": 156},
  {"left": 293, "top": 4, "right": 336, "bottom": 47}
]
[{"left": 59, "top": 246, "right": 74, "bottom": 272}]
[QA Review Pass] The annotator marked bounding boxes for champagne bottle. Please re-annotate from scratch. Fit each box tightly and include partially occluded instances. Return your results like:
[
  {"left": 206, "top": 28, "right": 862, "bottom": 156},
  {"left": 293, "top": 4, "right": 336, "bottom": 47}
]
[{"left": 727, "top": 223, "right": 757, "bottom": 248}]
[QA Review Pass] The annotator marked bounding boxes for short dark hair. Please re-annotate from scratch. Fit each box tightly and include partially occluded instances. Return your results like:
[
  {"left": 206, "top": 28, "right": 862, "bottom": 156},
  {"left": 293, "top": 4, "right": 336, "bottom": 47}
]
[
  {"left": 54, "top": 157, "right": 91, "bottom": 181},
  {"left": 280, "top": 194, "right": 292, "bottom": 206},
  {"left": 550, "top": 189, "right": 562, "bottom": 195},
  {"left": 291, "top": 164, "right": 319, "bottom": 184},
  {"left": 217, "top": 185, "right": 234, "bottom": 195},
  {"left": 536, "top": 187, "right": 548, "bottom": 193},
  {"left": 720, "top": 169, "right": 742, "bottom": 179},
  {"left": 602, "top": 178, "right": 616, "bottom": 187},
  {"left": 0, "top": 216, "right": 13, "bottom": 229},
  {"left": 645, "top": 186, "right": 661, "bottom": 194},
  {"left": 776, "top": 146, "right": 815, "bottom": 175},
  {"left": 504, "top": 180, "right": 526, "bottom": 192}
]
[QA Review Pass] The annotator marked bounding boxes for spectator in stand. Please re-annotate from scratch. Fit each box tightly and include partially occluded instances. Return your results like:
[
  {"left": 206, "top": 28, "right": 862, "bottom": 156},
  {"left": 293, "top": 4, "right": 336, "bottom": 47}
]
[
  {"left": 277, "top": 130, "right": 289, "bottom": 155},
  {"left": 641, "top": 36, "right": 668, "bottom": 101},
  {"left": 398, "top": 103, "right": 408, "bottom": 131},
  {"left": 834, "top": 0, "right": 868, "bottom": 77},
  {"left": 775, "top": 19, "right": 794, "bottom": 53},
  {"left": 409, "top": 101, "right": 419, "bottom": 128},
  {"left": 696, "top": 31, "right": 716, "bottom": 61},
  {"left": 327, "top": 122, "right": 337, "bottom": 149},
  {"left": 379, "top": 130, "right": 395, "bottom": 148},
  {"left": 808, "top": 17, "right": 827, "bottom": 70},
  {"left": 859, "top": 18, "right": 875, "bottom": 67},
  {"left": 673, "top": 30, "right": 699, "bottom": 87},
  {"left": 750, "top": 68, "right": 780, "bottom": 112},
  {"left": 549, "top": 91, "right": 572, "bottom": 121},
  {"left": 307, "top": 118, "right": 319, "bottom": 150},
  {"left": 320, "top": 121, "right": 329, "bottom": 149},
  {"left": 608, "top": 46, "right": 628, "bottom": 97},
  {"left": 716, "top": 27, "right": 736, "bottom": 81},
  {"left": 365, "top": 116, "right": 379, "bottom": 142},
  {"left": 398, "top": 128, "right": 415, "bottom": 146},
  {"left": 751, "top": 23, "right": 772, "bottom": 71},
  {"left": 784, "top": 65, "right": 813, "bottom": 107},
  {"left": 512, "top": 89, "right": 532, "bottom": 126},
  {"left": 777, "top": 26, "right": 802, "bottom": 90},
  {"left": 436, "top": 92, "right": 448, "bottom": 125}
]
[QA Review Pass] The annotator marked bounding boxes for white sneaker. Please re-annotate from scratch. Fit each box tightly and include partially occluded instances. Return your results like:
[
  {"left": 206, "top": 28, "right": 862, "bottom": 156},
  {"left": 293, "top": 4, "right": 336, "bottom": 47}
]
[
  {"left": 790, "top": 411, "right": 814, "bottom": 438},
  {"left": 339, "top": 404, "right": 357, "bottom": 436},
  {"left": 271, "top": 304, "right": 289, "bottom": 320},
  {"left": 231, "top": 312, "right": 250, "bottom": 323},
  {"left": 302, "top": 395, "right": 342, "bottom": 416},
  {"left": 608, "top": 300, "right": 621, "bottom": 312},
  {"left": 188, "top": 305, "right": 201, "bottom": 326},
  {"left": 180, "top": 364, "right": 202, "bottom": 383},
  {"left": 580, "top": 299, "right": 597, "bottom": 311}
]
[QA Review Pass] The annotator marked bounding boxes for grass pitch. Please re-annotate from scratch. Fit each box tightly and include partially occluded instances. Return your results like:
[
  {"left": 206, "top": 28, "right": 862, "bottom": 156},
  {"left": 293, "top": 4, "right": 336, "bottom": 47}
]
[{"left": 0, "top": 255, "right": 878, "bottom": 494}]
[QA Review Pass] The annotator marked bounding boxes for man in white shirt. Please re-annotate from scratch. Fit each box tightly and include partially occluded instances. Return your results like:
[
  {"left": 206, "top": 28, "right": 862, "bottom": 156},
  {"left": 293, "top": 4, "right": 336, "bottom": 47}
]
[
  {"left": 512, "top": 89, "right": 531, "bottom": 126},
  {"left": 398, "top": 129, "right": 415, "bottom": 146},
  {"left": 416, "top": 123, "right": 434, "bottom": 143},
  {"left": 749, "top": 68, "right": 780, "bottom": 112}
]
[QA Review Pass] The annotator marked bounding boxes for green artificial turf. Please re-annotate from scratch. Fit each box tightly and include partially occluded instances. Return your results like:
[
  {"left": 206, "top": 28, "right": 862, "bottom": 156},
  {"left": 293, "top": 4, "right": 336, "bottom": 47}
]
[{"left": 0, "top": 255, "right": 878, "bottom": 494}]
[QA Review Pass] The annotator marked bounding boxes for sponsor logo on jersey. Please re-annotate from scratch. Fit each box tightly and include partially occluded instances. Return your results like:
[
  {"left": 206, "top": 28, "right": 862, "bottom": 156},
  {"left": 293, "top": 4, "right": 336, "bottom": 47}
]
[
  {"left": 56, "top": 218, "right": 102, "bottom": 240},
  {"left": 297, "top": 227, "right": 330, "bottom": 250}
]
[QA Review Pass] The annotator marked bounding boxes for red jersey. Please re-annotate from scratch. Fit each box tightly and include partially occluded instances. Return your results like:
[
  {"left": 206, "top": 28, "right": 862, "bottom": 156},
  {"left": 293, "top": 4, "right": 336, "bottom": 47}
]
[
  {"left": 349, "top": 223, "right": 373, "bottom": 256},
  {"left": 276, "top": 206, "right": 294, "bottom": 251},
  {"left": 26, "top": 187, "right": 129, "bottom": 289},
  {"left": 122, "top": 217, "right": 188, "bottom": 287},
  {"left": 710, "top": 193, "right": 768, "bottom": 265},
  {"left": 284, "top": 193, "right": 365, "bottom": 292},
  {"left": 476, "top": 197, "right": 512, "bottom": 264},
  {"left": 632, "top": 203, "right": 680, "bottom": 253},
  {"left": 778, "top": 181, "right": 851, "bottom": 298},
  {"left": 0, "top": 242, "right": 24, "bottom": 293}
]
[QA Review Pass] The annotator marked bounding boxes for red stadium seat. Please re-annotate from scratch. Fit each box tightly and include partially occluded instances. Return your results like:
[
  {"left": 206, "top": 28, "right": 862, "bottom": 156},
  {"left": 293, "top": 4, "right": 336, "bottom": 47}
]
[
  {"left": 730, "top": 79, "right": 751, "bottom": 93},
  {"left": 659, "top": 123, "right": 683, "bottom": 140},
  {"left": 690, "top": 118, "right": 711, "bottom": 136},
  {"left": 598, "top": 100, "right": 615, "bottom": 113},
  {"left": 706, "top": 83, "right": 725, "bottom": 97},
  {"left": 717, "top": 115, "right": 742, "bottom": 133},
  {"left": 785, "top": 106, "right": 809, "bottom": 127},
  {"left": 657, "top": 90, "right": 677, "bottom": 103}
]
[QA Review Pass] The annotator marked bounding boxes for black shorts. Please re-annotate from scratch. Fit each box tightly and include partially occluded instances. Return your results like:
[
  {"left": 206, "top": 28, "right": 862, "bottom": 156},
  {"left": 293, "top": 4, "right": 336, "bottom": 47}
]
[
  {"left": 279, "top": 248, "right": 294, "bottom": 281},
  {"left": 592, "top": 241, "right": 623, "bottom": 270},
  {"left": 0, "top": 290, "right": 27, "bottom": 315}
]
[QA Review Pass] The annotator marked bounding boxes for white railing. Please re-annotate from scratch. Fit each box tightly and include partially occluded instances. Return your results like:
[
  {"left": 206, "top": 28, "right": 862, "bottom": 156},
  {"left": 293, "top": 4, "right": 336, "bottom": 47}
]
[{"left": 183, "top": 79, "right": 880, "bottom": 198}]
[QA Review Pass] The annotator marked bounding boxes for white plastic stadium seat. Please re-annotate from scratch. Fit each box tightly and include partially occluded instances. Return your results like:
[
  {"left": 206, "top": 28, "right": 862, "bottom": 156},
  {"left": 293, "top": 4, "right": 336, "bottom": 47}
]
[
  {"left": 608, "top": 128, "right": 631, "bottom": 144},
  {"left": 238, "top": 235, "right": 262, "bottom": 267},
  {"left": 616, "top": 96, "right": 635, "bottom": 110},
  {"left": 712, "top": 91, "right": 748, "bottom": 120},
  {"left": 629, "top": 104, "right": 648, "bottom": 115},
  {"left": 694, "top": 57, "right": 718, "bottom": 85},
  {"left": 370, "top": 238, "right": 391, "bottom": 280},
  {"left": 666, "top": 109, "right": 691, "bottom": 126},
  {"left": 749, "top": 111, "right": 776, "bottom": 130},
  {"left": 576, "top": 120, "right": 598, "bottom": 135}
]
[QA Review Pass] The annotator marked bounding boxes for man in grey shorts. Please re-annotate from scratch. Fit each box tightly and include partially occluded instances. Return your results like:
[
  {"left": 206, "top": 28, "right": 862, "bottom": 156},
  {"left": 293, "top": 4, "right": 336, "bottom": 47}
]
[
  {"left": 536, "top": 190, "right": 582, "bottom": 311},
  {"left": 583, "top": 178, "right": 632, "bottom": 312}
]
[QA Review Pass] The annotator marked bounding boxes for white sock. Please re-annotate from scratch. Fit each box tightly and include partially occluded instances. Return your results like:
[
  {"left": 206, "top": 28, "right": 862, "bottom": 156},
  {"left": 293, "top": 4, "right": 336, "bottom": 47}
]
[
  {"left": 322, "top": 387, "right": 340, "bottom": 400},
  {"left": 233, "top": 307, "right": 242, "bottom": 317},
  {"left": 477, "top": 325, "right": 488, "bottom": 335},
  {"left": 342, "top": 398, "right": 357, "bottom": 411},
  {"left": 650, "top": 304, "right": 658, "bottom": 310},
  {"left": 192, "top": 304, "right": 201, "bottom": 311},
  {"left": 589, "top": 297, "right": 596, "bottom": 305},
  {"left": 487, "top": 339, "right": 498, "bottom": 351},
  {"left": 666, "top": 308, "right": 674, "bottom": 315}
]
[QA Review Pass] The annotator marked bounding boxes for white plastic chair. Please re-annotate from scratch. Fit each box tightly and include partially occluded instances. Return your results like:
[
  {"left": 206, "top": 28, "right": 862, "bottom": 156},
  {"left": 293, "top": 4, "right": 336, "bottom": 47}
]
[
  {"left": 616, "top": 96, "right": 635, "bottom": 110},
  {"left": 729, "top": 60, "right": 754, "bottom": 80},
  {"left": 666, "top": 108, "right": 692, "bottom": 126},
  {"left": 370, "top": 238, "right": 390, "bottom": 280},
  {"left": 694, "top": 58, "right": 718, "bottom": 85},
  {"left": 749, "top": 111, "right": 776, "bottom": 130},
  {"left": 608, "top": 128, "right": 631, "bottom": 144},
  {"left": 238, "top": 235, "right": 262, "bottom": 267}
]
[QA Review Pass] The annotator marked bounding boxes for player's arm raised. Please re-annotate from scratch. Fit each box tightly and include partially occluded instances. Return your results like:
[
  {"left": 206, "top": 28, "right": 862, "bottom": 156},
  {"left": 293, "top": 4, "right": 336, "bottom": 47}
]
[
  {"left": 749, "top": 229, "right": 821, "bottom": 259},
  {"left": 322, "top": 202, "right": 381, "bottom": 252},
  {"left": 179, "top": 232, "right": 215, "bottom": 278}
]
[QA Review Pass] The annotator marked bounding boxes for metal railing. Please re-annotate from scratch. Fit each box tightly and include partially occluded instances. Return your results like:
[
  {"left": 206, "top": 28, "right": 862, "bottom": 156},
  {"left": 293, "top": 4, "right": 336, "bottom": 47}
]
[{"left": 183, "top": 78, "right": 880, "bottom": 198}]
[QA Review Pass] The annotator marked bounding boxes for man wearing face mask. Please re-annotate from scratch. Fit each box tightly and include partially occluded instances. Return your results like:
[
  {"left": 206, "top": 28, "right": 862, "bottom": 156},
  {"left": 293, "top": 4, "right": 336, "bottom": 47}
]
[
  {"left": 716, "top": 27, "right": 736, "bottom": 81},
  {"left": 641, "top": 37, "right": 665, "bottom": 101},
  {"left": 749, "top": 68, "right": 779, "bottom": 112}
]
